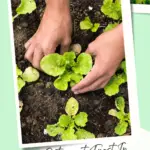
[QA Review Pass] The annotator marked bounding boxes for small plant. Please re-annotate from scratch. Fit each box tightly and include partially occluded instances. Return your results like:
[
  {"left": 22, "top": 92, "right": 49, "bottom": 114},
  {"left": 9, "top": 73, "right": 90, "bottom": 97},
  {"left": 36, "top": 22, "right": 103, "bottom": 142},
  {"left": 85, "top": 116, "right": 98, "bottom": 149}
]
[
  {"left": 17, "top": 66, "right": 26, "bottom": 93},
  {"left": 45, "top": 97, "right": 95, "bottom": 140},
  {"left": 13, "top": 0, "right": 37, "bottom": 21},
  {"left": 40, "top": 52, "right": 93, "bottom": 91},
  {"left": 104, "top": 61, "right": 127, "bottom": 96},
  {"left": 101, "top": 0, "right": 122, "bottom": 20},
  {"left": 109, "top": 96, "right": 130, "bottom": 136},
  {"left": 80, "top": 17, "right": 100, "bottom": 32},
  {"left": 104, "top": 23, "right": 119, "bottom": 32},
  {"left": 16, "top": 66, "right": 39, "bottom": 93}
]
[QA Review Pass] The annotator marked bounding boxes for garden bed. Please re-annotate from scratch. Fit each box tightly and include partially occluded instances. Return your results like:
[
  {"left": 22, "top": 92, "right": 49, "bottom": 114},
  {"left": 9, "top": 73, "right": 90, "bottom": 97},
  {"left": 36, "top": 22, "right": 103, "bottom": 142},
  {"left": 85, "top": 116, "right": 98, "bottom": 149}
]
[{"left": 12, "top": 0, "right": 130, "bottom": 144}]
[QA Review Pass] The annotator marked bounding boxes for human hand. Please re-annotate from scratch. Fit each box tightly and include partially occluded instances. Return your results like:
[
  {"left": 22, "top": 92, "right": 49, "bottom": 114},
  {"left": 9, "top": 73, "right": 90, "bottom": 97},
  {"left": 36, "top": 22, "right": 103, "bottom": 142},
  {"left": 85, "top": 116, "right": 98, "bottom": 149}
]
[
  {"left": 24, "top": 0, "right": 72, "bottom": 69},
  {"left": 72, "top": 24, "right": 124, "bottom": 94}
]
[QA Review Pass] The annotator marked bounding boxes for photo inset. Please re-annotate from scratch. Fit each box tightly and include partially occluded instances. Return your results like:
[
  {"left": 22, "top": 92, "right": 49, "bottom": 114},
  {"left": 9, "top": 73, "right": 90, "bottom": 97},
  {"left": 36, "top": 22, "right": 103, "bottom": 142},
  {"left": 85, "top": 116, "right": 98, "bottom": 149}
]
[{"left": 11, "top": 0, "right": 131, "bottom": 146}]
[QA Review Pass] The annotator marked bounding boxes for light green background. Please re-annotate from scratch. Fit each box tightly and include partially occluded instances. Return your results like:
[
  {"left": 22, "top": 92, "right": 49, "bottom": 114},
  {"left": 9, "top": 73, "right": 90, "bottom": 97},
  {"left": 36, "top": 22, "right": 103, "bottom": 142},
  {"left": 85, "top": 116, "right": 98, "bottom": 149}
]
[
  {"left": 0, "top": 1, "right": 39, "bottom": 150},
  {"left": 132, "top": 13, "right": 150, "bottom": 131},
  {"left": 0, "top": 0, "right": 150, "bottom": 149}
]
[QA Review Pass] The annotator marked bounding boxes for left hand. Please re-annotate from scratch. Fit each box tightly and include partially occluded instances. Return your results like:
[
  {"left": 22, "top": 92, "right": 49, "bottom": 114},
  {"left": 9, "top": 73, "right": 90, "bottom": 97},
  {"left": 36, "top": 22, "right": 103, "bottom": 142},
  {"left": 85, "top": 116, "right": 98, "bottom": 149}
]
[{"left": 72, "top": 24, "right": 124, "bottom": 94}]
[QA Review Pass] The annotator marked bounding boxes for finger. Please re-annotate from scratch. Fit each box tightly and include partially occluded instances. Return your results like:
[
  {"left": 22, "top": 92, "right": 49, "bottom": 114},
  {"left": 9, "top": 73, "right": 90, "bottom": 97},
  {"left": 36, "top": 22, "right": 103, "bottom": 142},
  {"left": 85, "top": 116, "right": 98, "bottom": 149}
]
[
  {"left": 24, "top": 38, "right": 32, "bottom": 50},
  {"left": 60, "top": 45, "right": 70, "bottom": 54},
  {"left": 94, "top": 79, "right": 110, "bottom": 91},
  {"left": 73, "top": 77, "right": 107, "bottom": 94},
  {"left": 60, "top": 38, "right": 71, "bottom": 54},
  {"left": 85, "top": 42, "right": 96, "bottom": 56},
  {"left": 32, "top": 48, "right": 44, "bottom": 69},
  {"left": 24, "top": 44, "right": 35, "bottom": 63},
  {"left": 72, "top": 65, "right": 103, "bottom": 92},
  {"left": 43, "top": 44, "right": 56, "bottom": 56}
]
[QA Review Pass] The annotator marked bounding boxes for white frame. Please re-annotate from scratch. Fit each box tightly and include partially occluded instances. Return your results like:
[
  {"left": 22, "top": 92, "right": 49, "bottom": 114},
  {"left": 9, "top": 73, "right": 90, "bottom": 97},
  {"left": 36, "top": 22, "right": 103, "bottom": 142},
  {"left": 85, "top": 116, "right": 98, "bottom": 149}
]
[
  {"left": 7, "top": 0, "right": 140, "bottom": 148},
  {"left": 132, "top": 4, "right": 150, "bottom": 13}
]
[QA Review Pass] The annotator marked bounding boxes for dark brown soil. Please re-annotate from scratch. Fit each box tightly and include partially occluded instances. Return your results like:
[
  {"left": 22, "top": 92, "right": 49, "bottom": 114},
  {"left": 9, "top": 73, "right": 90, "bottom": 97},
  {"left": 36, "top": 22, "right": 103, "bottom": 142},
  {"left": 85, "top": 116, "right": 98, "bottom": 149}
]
[{"left": 12, "top": 0, "right": 130, "bottom": 144}]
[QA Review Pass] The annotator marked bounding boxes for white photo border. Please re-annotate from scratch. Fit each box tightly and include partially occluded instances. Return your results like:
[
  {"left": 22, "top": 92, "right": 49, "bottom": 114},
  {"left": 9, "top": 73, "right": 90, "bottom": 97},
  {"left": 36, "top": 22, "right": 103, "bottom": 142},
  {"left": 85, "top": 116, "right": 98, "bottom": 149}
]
[
  {"left": 132, "top": 4, "right": 150, "bottom": 13},
  {"left": 7, "top": 0, "right": 140, "bottom": 148}
]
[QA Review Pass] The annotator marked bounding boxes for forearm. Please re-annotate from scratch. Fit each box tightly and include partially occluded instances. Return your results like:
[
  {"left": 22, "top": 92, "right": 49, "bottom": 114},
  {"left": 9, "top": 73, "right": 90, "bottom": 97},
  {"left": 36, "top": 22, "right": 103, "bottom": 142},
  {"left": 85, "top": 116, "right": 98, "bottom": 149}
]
[
  {"left": 46, "top": 0, "right": 70, "bottom": 13},
  {"left": 113, "top": 23, "right": 124, "bottom": 51}
]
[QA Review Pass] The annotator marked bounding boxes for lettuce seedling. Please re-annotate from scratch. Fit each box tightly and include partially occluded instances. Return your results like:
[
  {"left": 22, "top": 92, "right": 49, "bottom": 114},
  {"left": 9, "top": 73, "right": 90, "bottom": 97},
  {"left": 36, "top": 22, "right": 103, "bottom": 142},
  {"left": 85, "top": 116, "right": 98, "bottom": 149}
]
[
  {"left": 16, "top": 66, "right": 39, "bottom": 93},
  {"left": 109, "top": 96, "right": 130, "bottom": 135},
  {"left": 104, "top": 23, "right": 119, "bottom": 32},
  {"left": 101, "top": 0, "right": 122, "bottom": 20},
  {"left": 104, "top": 61, "right": 127, "bottom": 96},
  {"left": 22, "top": 66, "right": 40, "bottom": 82},
  {"left": 80, "top": 17, "right": 100, "bottom": 32},
  {"left": 13, "top": 0, "right": 37, "bottom": 21},
  {"left": 45, "top": 97, "right": 95, "bottom": 141},
  {"left": 40, "top": 52, "right": 92, "bottom": 91},
  {"left": 16, "top": 66, "right": 26, "bottom": 93}
]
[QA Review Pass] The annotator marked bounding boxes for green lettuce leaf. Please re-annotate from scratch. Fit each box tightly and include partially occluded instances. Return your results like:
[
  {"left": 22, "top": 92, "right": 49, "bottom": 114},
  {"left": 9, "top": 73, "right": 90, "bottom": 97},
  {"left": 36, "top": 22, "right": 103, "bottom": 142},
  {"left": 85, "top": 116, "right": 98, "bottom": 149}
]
[
  {"left": 74, "top": 112, "right": 88, "bottom": 127},
  {"left": 54, "top": 71, "right": 71, "bottom": 91},
  {"left": 69, "top": 120, "right": 75, "bottom": 129},
  {"left": 73, "top": 53, "right": 92, "bottom": 75},
  {"left": 65, "top": 97, "right": 79, "bottom": 116},
  {"left": 101, "top": 0, "right": 121, "bottom": 20},
  {"left": 115, "top": 96, "right": 125, "bottom": 112},
  {"left": 61, "top": 128, "right": 77, "bottom": 141},
  {"left": 22, "top": 67, "right": 39, "bottom": 82},
  {"left": 63, "top": 52, "right": 76, "bottom": 67},
  {"left": 115, "top": 121, "right": 128, "bottom": 136},
  {"left": 116, "top": 111, "right": 125, "bottom": 120},
  {"left": 104, "top": 75, "right": 120, "bottom": 96},
  {"left": 76, "top": 129, "right": 95, "bottom": 139},
  {"left": 109, "top": 109, "right": 124, "bottom": 120},
  {"left": 91, "top": 23, "right": 100, "bottom": 32},
  {"left": 46, "top": 124, "right": 64, "bottom": 137},
  {"left": 80, "top": 17, "right": 93, "bottom": 30},
  {"left": 117, "top": 73, "right": 127, "bottom": 84},
  {"left": 104, "top": 73, "right": 127, "bottom": 96},
  {"left": 58, "top": 115, "right": 71, "bottom": 128},
  {"left": 104, "top": 23, "right": 119, "bottom": 32},
  {"left": 16, "top": 65, "right": 22, "bottom": 77},
  {"left": 40, "top": 53, "right": 66, "bottom": 77},
  {"left": 70, "top": 73, "right": 83, "bottom": 87},
  {"left": 16, "top": 0, "right": 36, "bottom": 15},
  {"left": 120, "top": 61, "right": 126, "bottom": 74},
  {"left": 108, "top": 109, "right": 118, "bottom": 117},
  {"left": 17, "top": 77, "right": 26, "bottom": 93}
]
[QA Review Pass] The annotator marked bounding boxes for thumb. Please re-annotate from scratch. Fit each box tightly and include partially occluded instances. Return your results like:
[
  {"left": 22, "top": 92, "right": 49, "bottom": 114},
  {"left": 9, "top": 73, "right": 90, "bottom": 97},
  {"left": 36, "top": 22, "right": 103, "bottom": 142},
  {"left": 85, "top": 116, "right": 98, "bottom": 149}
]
[{"left": 85, "top": 42, "right": 97, "bottom": 56}]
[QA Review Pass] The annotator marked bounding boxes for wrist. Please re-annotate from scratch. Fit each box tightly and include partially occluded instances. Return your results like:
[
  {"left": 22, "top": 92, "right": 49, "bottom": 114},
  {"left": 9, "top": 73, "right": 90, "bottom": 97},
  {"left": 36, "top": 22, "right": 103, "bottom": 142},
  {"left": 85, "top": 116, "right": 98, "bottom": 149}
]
[
  {"left": 114, "top": 23, "right": 124, "bottom": 49},
  {"left": 46, "top": 0, "right": 70, "bottom": 13}
]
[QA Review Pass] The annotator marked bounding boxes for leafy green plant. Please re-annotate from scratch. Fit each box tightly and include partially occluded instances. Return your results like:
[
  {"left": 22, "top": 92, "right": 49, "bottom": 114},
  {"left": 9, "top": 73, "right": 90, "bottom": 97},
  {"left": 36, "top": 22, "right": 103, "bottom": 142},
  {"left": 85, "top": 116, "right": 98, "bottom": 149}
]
[
  {"left": 17, "top": 66, "right": 26, "bottom": 93},
  {"left": 16, "top": 65, "right": 39, "bottom": 93},
  {"left": 109, "top": 96, "right": 130, "bottom": 135},
  {"left": 40, "top": 52, "right": 93, "bottom": 91},
  {"left": 80, "top": 17, "right": 100, "bottom": 32},
  {"left": 45, "top": 97, "right": 95, "bottom": 140},
  {"left": 101, "top": 0, "right": 122, "bottom": 20},
  {"left": 13, "top": 0, "right": 37, "bottom": 21},
  {"left": 22, "top": 66, "right": 40, "bottom": 82},
  {"left": 104, "top": 61, "right": 127, "bottom": 96},
  {"left": 104, "top": 23, "right": 119, "bottom": 32}
]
